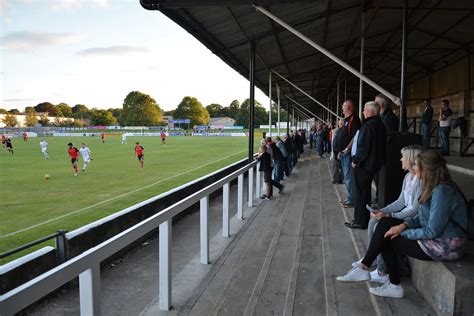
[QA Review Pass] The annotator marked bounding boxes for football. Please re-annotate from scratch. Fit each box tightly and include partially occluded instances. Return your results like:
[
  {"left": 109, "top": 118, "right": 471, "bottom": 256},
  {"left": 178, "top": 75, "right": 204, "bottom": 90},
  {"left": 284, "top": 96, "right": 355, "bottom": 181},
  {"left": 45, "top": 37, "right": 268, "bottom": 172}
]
[{"left": 44, "top": 174, "right": 50, "bottom": 180}]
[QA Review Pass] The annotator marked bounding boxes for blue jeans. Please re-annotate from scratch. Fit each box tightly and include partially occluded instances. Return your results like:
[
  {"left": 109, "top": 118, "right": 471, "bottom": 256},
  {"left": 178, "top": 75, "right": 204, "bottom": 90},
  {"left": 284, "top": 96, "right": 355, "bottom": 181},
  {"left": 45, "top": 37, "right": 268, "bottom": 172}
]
[
  {"left": 439, "top": 126, "right": 451, "bottom": 154},
  {"left": 273, "top": 160, "right": 282, "bottom": 183},
  {"left": 421, "top": 123, "right": 431, "bottom": 148},
  {"left": 341, "top": 153, "right": 353, "bottom": 203},
  {"left": 315, "top": 136, "right": 323, "bottom": 157}
]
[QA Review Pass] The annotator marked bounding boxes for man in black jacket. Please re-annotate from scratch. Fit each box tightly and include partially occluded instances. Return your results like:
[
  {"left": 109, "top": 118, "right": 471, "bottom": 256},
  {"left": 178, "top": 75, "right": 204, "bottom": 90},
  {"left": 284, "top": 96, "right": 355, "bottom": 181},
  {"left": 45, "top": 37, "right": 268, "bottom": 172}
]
[
  {"left": 375, "top": 94, "right": 398, "bottom": 132},
  {"left": 345, "top": 101, "right": 386, "bottom": 229}
]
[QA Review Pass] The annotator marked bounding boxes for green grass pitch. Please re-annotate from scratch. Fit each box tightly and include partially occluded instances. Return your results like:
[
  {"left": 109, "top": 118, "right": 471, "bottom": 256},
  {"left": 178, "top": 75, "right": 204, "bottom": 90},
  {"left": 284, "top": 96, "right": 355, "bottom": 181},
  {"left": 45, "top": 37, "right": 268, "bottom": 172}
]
[{"left": 0, "top": 135, "right": 257, "bottom": 263}]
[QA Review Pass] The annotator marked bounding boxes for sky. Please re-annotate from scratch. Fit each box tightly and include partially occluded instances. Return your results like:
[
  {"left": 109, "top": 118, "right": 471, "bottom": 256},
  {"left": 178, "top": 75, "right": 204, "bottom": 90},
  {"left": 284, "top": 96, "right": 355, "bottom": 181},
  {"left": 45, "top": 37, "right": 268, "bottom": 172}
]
[{"left": 0, "top": 0, "right": 268, "bottom": 112}]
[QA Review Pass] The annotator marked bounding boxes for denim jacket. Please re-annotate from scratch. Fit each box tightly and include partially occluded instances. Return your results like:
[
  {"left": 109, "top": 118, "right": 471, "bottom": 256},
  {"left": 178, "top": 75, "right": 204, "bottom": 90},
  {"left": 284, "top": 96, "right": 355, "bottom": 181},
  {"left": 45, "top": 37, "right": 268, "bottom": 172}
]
[{"left": 401, "top": 183, "right": 468, "bottom": 240}]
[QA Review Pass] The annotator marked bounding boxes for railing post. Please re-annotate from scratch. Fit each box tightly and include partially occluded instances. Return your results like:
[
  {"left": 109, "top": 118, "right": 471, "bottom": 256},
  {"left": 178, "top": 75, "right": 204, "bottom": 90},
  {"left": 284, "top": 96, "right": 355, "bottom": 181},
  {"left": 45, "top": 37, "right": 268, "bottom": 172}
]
[
  {"left": 79, "top": 264, "right": 100, "bottom": 316},
  {"left": 256, "top": 162, "right": 261, "bottom": 198},
  {"left": 200, "top": 196, "right": 209, "bottom": 264},
  {"left": 237, "top": 174, "right": 244, "bottom": 220},
  {"left": 56, "top": 229, "right": 68, "bottom": 264},
  {"left": 223, "top": 183, "right": 230, "bottom": 238},
  {"left": 248, "top": 167, "right": 254, "bottom": 207},
  {"left": 159, "top": 220, "right": 172, "bottom": 311}
]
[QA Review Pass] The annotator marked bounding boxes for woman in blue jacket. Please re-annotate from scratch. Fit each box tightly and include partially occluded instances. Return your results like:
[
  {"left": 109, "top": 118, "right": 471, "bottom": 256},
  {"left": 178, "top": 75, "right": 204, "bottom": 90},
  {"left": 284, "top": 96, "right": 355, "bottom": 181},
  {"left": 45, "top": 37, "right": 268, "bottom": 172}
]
[{"left": 337, "top": 150, "right": 468, "bottom": 299}]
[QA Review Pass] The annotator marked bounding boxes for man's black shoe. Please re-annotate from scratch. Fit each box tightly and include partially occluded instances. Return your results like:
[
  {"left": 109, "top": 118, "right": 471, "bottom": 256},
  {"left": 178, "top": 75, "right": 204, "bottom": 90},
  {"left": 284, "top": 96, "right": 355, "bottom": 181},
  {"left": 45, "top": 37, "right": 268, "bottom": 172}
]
[
  {"left": 341, "top": 202, "right": 354, "bottom": 208},
  {"left": 344, "top": 221, "right": 367, "bottom": 230},
  {"left": 278, "top": 185, "right": 285, "bottom": 193}
]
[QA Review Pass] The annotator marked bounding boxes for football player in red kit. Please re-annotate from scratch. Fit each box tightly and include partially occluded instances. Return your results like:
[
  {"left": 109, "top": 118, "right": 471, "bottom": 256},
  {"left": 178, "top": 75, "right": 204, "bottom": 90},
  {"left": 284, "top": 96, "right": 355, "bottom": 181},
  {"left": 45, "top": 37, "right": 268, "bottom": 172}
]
[{"left": 67, "top": 142, "right": 80, "bottom": 176}]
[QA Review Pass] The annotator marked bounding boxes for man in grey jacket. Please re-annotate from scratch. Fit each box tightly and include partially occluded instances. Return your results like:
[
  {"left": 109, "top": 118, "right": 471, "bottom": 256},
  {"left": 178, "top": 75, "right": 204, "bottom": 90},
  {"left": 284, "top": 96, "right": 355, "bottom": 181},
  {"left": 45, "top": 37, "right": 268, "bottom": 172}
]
[{"left": 275, "top": 136, "right": 288, "bottom": 181}]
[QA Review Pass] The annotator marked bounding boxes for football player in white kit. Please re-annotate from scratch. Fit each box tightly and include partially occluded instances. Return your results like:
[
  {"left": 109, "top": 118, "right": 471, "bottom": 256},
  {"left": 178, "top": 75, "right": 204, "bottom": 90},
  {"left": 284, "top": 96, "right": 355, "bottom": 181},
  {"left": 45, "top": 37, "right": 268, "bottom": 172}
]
[
  {"left": 121, "top": 133, "right": 127, "bottom": 145},
  {"left": 39, "top": 140, "right": 49, "bottom": 159},
  {"left": 79, "top": 143, "right": 92, "bottom": 172}
]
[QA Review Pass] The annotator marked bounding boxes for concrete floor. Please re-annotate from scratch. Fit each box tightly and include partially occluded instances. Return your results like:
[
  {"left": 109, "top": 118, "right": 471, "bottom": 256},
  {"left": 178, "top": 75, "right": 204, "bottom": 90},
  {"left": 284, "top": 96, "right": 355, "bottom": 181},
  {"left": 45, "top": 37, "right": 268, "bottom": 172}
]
[{"left": 29, "top": 148, "right": 472, "bottom": 316}]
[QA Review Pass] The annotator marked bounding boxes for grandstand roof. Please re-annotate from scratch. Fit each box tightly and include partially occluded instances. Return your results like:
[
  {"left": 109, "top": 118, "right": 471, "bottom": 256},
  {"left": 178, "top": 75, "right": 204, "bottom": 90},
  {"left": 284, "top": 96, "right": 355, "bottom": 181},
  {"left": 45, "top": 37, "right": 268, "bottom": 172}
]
[{"left": 140, "top": 0, "right": 474, "bottom": 116}]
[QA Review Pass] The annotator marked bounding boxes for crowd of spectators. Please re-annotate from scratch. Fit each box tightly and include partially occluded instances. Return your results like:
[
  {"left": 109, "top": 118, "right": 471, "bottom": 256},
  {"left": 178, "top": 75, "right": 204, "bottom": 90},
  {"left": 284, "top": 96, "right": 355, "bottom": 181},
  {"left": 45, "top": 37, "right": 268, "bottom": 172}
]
[{"left": 317, "top": 95, "right": 470, "bottom": 299}]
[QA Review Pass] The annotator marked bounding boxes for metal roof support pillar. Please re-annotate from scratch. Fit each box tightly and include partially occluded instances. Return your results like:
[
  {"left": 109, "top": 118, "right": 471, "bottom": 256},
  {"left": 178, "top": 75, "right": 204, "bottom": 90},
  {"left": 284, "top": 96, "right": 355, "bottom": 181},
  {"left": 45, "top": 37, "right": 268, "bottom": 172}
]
[
  {"left": 399, "top": 0, "right": 408, "bottom": 132},
  {"left": 359, "top": 13, "right": 365, "bottom": 120},
  {"left": 344, "top": 73, "right": 347, "bottom": 100},
  {"left": 277, "top": 84, "right": 281, "bottom": 135},
  {"left": 286, "top": 95, "right": 324, "bottom": 123},
  {"left": 286, "top": 103, "right": 290, "bottom": 135},
  {"left": 336, "top": 80, "right": 340, "bottom": 118},
  {"left": 255, "top": 6, "right": 400, "bottom": 106},
  {"left": 248, "top": 41, "right": 255, "bottom": 162},
  {"left": 268, "top": 72, "right": 272, "bottom": 136},
  {"left": 272, "top": 70, "right": 339, "bottom": 119},
  {"left": 292, "top": 107, "right": 295, "bottom": 130}
]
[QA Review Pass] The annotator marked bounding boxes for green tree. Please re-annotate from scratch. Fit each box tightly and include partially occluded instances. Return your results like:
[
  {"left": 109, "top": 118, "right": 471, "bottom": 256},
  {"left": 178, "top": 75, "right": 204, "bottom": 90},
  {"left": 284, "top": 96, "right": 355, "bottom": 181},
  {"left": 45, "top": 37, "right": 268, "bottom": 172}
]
[
  {"left": 163, "top": 110, "right": 175, "bottom": 116},
  {"left": 0, "top": 108, "right": 8, "bottom": 114},
  {"left": 223, "top": 99, "right": 240, "bottom": 119},
  {"left": 56, "top": 103, "right": 72, "bottom": 117},
  {"left": 8, "top": 108, "right": 20, "bottom": 114},
  {"left": 108, "top": 108, "right": 122, "bottom": 121},
  {"left": 38, "top": 115, "right": 50, "bottom": 126},
  {"left": 174, "top": 96, "right": 210, "bottom": 126},
  {"left": 34, "top": 102, "right": 58, "bottom": 116},
  {"left": 206, "top": 103, "right": 224, "bottom": 117},
  {"left": 121, "top": 91, "right": 163, "bottom": 126},
  {"left": 71, "top": 104, "right": 91, "bottom": 119},
  {"left": 25, "top": 109, "right": 38, "bottom": 126},
  {"left": 235, "top": 98, "right": 266, "bottom": 127},
  {"left": 91, "top": 109, "right": 117, "bottom": 126},
  {"left": 2, "top": 113, "right": 18, "bottom": 127}
]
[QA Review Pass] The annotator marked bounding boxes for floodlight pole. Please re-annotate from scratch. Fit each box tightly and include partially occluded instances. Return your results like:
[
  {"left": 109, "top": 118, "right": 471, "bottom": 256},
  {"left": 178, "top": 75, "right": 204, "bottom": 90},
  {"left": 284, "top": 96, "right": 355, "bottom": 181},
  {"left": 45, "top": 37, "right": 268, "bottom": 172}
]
[
  {"left": 255, "top": 5, "right": 400, "bottom": 106},
  {"left": 248, "top": 41, "right": 256, "bottom": 162},
  {"left": 272, "top": 70, "right": 339, "bottom": 119}
]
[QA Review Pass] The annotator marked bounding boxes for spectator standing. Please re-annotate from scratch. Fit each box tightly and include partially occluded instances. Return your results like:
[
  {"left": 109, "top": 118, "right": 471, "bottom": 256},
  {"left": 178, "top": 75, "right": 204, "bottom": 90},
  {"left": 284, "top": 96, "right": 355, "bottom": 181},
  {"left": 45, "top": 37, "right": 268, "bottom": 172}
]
[
  {"left": 439, "top": 100, "right": 453, "bottom": 156},
  {"left": 345, "top": 101, "right": 386, "bottom": 229},
  {"left": 331, "top": 119, "right": 345, "bottom": 184},
  {"left": 283, "top": 134, "right": 293, "bottom": 176},
  {"left": 275, "top": 136, "right": 288, "bottom": 181},
  {"left": 291, "top": 131, "right": 298, "bottom": 166},
  {"left": 337, "top": 100, "right": 361, "bottom": 208},
  {"left": 421, "top": 99, "right": 433, "bottom": 148},
  {"left": 309, "top": 127, "right": 314, "bottom": 149},
  {"left": 267, "top": 137, "right": 283, "bottom": 184},
  {"left": 314, "top": 124, "right": 324, "bottom": 158},
  {"left": 376, "top": 94, "right": 399, "bottom": 132}
]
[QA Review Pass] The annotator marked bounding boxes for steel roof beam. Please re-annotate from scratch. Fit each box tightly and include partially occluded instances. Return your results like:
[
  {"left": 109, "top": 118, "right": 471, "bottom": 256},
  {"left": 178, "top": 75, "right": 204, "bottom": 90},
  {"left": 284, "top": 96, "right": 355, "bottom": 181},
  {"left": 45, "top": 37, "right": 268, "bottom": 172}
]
[{"left": 256, "top": 5, "right": 401, "bottom": 105}]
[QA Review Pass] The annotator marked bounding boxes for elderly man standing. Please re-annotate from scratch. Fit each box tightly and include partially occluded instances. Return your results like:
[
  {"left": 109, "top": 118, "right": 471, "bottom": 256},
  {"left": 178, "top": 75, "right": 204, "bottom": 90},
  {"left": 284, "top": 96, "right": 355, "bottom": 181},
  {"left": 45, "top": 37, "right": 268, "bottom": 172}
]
[
  {"left": 420, "top": 99, "right": 433, "bottom": 148},
  {"left": 345, "top": 101, "right": 386, "bottom": 229},
  {"left": 338, "top": 100, "right": 361, "bottom": 208},
  {"left": 375, "top": 94, "right": 399, "bottom": 132}
]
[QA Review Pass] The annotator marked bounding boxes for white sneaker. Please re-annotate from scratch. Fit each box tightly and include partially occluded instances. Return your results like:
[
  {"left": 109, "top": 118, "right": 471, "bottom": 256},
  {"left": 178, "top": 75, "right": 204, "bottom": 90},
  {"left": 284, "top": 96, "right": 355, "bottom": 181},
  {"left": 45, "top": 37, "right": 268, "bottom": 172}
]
[
  {"left": 336, "top": 266, "right": 370, "bottom": 282},
  {"left": 369, "top": 282, "right": 404, "bottom": 298},
  {"left": 351, "top": 258, "right": 363, "bottom": 267},
  {"left": 370, "top": 270, "right": 389, "bottom": 284},
  {"left": 74, "top": 173, "right": 78, "bottom": 177}
]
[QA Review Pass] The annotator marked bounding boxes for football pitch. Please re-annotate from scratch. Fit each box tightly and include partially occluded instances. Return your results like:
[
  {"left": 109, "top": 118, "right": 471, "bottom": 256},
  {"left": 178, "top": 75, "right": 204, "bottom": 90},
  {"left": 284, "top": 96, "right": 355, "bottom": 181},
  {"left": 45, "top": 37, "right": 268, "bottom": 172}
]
[{"left": 0, "top": 135, "right": 257, "bottom": 263}]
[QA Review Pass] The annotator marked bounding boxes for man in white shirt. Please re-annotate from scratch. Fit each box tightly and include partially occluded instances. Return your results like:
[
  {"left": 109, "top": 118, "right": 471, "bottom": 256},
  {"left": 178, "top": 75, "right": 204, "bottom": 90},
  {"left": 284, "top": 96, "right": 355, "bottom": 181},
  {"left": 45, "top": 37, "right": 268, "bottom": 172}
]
[
  {"left": 79, "top": 143, "right": 92, "bottom": 172},
  {"left": 121, "top": 133, "right": 127, "bottom": 145},
  {"left": 39, "top": 140, "right": 49, "bottom": 159}
]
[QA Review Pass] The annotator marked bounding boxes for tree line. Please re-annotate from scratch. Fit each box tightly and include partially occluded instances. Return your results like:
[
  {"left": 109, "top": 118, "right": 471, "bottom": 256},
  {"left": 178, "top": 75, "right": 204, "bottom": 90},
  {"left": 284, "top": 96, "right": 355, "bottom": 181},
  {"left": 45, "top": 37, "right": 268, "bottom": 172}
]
[{"left": 1, "top": 91, "right": 290, "bottom": 128}]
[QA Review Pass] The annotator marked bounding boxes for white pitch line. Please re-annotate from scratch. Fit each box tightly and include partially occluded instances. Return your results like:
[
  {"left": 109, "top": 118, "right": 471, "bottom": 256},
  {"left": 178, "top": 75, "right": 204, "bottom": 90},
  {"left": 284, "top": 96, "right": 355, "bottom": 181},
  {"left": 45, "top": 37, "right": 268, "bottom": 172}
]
[{"left": 1, "top": 149, "right": 247, "bottom": 239}]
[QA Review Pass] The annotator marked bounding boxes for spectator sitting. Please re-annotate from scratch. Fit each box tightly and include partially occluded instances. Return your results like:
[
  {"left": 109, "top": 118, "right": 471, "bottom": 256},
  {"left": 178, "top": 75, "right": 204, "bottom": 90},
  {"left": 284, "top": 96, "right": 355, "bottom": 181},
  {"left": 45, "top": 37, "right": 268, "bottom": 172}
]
[
  {"left": 352, "top": 145, "right": 423, "bottom": 283},
  {"left": 337, "top": 150, "right": 469, "bottom": 299}
]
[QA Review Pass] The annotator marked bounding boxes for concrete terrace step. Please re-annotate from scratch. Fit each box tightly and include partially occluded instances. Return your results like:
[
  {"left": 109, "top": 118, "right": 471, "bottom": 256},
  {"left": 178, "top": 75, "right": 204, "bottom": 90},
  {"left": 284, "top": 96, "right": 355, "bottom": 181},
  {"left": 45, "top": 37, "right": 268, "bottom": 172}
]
[{"left": 176, "top": 152, "right": 435, "bottom": 315}]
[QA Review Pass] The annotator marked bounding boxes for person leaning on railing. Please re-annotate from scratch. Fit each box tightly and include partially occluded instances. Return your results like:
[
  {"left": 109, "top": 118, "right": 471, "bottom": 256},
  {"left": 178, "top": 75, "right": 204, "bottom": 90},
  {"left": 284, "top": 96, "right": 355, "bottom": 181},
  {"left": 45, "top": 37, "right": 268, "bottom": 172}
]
[{"left": 336, "top": 150, "right": 468, "bottom": 299}]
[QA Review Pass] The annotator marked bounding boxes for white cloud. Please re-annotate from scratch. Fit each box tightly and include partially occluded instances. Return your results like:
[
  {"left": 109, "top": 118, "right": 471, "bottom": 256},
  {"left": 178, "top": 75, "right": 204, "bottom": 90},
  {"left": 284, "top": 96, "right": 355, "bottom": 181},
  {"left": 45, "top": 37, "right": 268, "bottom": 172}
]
[
  {"left": 76, "top": 45, "right": 149, "bottom": 57},
  {"left": 1, "top": 31, "right": 82, "bottom": 53},
  {"left": 120, "top": 65, "right": 159, "bottom": 73},
  {"left": 50, "top": 0, "right": 108, "bottom": 11}
]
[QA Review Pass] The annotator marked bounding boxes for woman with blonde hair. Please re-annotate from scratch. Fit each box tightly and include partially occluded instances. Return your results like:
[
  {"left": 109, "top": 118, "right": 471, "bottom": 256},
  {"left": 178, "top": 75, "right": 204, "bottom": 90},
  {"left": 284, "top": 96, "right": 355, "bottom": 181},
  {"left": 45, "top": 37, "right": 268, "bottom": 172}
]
[
  {"left": 337, "top": 150, "right": 468, "bottom": 299},
  {"left": 352, "top": 145, "right": 422, "bottom": 283}
]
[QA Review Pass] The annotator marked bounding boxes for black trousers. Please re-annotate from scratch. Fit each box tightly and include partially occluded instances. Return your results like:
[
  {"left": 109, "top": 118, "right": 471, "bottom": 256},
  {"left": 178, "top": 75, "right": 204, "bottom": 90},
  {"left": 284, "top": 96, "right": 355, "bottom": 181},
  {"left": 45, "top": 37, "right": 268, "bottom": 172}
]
[
  {"left": 351, "top": 167, "right": 374, "bottom": 227},
  {"left": 361, "top": 218, "right": 432, "bottom": 284}
]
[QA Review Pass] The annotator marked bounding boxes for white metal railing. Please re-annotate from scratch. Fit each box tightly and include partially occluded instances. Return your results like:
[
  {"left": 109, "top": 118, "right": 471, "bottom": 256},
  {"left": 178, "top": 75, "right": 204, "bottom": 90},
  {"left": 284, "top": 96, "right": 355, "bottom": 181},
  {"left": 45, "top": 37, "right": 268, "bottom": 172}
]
[{"left": 0, "top": 160, "right": 261, "bottom": 315}]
